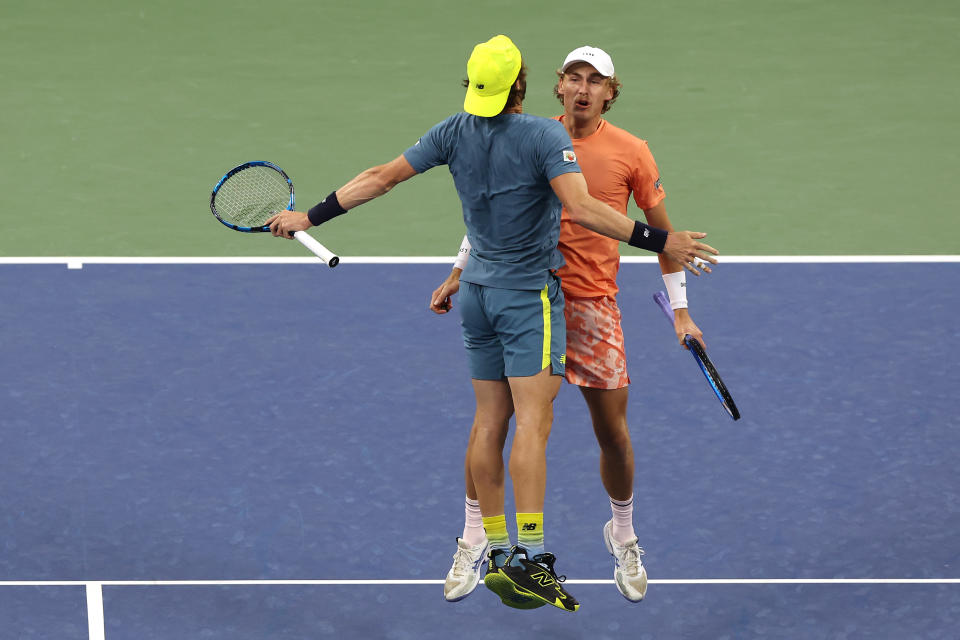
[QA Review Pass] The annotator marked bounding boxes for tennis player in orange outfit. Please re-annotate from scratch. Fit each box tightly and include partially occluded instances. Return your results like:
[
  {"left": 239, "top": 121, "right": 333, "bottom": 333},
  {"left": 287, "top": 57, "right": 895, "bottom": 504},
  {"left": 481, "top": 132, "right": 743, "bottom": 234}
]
[{"left": 431, "top": 45, "right": 710, "bottom": 605}]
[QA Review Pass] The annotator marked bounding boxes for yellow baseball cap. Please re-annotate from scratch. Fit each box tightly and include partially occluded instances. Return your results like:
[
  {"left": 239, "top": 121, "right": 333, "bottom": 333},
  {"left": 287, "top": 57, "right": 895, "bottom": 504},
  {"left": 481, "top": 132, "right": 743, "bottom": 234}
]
[{"left": 463, "top": 35, "right": 522, "bottom": 117}]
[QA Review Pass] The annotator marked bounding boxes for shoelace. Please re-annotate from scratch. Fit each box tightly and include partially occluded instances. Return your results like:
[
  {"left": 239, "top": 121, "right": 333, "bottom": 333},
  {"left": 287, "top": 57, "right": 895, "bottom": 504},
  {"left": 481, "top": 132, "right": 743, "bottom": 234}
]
[
  {"left": 451, "top": 546, "right": 480, "bottom": 576},
  {"left": 531, "top": 552, "right": 567, "bottom": 583},
  {"left": 617, "top": 543, "right": 646, "bottom": 577}
]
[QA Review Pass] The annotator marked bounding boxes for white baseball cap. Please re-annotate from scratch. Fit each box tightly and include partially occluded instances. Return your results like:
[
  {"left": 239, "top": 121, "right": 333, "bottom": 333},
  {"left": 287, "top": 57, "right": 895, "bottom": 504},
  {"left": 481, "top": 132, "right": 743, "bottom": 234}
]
[{"left": 561, "top": 46, "right": 615, "bottom": 77}]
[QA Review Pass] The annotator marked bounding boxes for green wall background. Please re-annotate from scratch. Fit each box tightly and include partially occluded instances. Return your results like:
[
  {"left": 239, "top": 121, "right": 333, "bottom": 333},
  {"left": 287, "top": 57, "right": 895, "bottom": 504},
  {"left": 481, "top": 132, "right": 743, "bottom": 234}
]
[{"left": 2, "top": 0, "right": 957, "bottom": 256}]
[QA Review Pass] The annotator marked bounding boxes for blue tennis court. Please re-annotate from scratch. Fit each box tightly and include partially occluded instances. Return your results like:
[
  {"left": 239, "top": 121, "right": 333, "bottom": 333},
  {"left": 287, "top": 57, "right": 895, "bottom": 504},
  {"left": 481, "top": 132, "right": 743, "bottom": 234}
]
[{"left": 1, "top": 261, "right": 958, "bottom": 639}]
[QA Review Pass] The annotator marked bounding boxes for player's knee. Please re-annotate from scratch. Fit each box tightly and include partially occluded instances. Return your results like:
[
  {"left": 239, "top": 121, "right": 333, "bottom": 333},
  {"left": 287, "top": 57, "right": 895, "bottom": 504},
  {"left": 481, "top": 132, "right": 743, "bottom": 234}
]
[
  {"left": 595, "top": 422, "right": 632, "bottom": 453},
  {"left": 470, "top": 462, "right": 505, "bottom": 486},
  {"left": 513, "top": 418, "right": 553, "bottom": 444}
]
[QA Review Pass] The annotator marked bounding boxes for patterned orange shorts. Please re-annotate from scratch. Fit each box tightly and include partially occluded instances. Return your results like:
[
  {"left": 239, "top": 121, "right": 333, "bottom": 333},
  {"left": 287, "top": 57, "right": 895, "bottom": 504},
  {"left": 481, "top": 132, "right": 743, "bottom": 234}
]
[{"left": 563, "top": 295, "right": 629, "bottom": 389}]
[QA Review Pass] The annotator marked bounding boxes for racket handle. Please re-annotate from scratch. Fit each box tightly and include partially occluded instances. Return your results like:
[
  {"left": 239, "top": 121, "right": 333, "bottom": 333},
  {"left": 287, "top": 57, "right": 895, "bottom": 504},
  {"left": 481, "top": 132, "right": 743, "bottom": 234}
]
[
  {"left": 654, "top": 290, "right": 696, "bottom": 347},
  {"left": 294, "top": 231, "right": 339, "bottom": 268},
  {"left": 653, "top": 291, "right": 675, "bottom": 324}
]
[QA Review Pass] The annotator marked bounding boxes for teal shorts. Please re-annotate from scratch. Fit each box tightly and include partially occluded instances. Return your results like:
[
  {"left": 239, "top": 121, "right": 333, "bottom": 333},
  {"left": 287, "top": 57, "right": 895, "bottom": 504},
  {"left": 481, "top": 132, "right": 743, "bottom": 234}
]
[{"left": 459, "top": 275, "right": 566, "bottom": 380}]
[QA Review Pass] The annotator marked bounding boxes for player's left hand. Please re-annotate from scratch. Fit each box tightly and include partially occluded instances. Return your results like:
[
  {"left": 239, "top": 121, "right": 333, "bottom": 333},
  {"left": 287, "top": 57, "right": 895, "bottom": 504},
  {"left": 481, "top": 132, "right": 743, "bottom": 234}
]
[
  {"left": 266, "top": 210, "right": 312, "bottom": 238},
  {"left": 663, "top": 231, "right": 718, "bottom": 275},
  {"left": 430, "top": 273, "right": 462, "bottom": 314},
  {"left": 688, "top": 256, "right": 713, "bottom": 275}
]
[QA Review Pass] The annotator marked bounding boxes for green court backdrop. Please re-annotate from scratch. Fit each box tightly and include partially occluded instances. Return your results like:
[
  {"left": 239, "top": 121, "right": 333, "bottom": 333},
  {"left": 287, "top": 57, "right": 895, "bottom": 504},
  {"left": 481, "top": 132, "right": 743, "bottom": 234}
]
[{"left": 2, "top": 0, "right": 957, "bottom": 256}]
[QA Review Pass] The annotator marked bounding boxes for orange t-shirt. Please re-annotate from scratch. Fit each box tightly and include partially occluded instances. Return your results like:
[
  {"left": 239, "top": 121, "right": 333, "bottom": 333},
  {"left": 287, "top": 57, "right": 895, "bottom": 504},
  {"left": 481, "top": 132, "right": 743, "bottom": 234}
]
[{"left": 554, "top": 116, "right": 665, "bottom": 298}]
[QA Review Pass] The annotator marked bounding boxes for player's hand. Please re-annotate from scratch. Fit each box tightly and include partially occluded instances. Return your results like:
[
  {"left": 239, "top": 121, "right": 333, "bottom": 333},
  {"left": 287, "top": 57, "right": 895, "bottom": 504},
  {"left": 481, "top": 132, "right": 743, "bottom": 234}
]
[
  {"left": 266, "top": 210, "right": 312, "bottom": 238},
  {"left": 673, "top": 308, "right": 704, "bottom": 349},
  {"left": 430, "top": 271, "right": 462, "bottom": 314},
  {"left": 663, "top": 231, "right": 718, "bottom": 275}
]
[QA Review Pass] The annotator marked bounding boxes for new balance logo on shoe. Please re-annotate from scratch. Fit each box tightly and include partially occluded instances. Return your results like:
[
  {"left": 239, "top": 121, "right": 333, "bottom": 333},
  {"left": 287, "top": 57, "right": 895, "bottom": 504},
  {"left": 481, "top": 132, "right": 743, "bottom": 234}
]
[
  {"left": 498, "top": 547, "right": 580, "bottom": 612},
  {"left": 530, "top": 570, "right": 556, "bottom": 587}
]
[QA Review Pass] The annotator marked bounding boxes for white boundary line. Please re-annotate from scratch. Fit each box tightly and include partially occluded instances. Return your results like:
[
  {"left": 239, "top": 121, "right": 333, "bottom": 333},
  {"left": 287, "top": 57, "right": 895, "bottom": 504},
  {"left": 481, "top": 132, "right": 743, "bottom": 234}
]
[
  {"left": 0, "top": 578, "right": 949, "bottom": 640},
  {"left": 1, "top": 578, "right": 956, "bottom": 586},
  {"left": 0, "top": 255, "right": 958, "bottom": 268},
  {"left": 85, "top": 583, "right": 105, "bottom": 640}
]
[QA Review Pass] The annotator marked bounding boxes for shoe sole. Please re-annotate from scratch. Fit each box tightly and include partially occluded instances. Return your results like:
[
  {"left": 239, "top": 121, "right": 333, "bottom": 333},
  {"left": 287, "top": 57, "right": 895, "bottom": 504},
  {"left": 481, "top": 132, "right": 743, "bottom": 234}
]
[
  {"left": 614, "top": 572, "right": 646, "bottom": 603},
  {"left": 444, "top": 579, "right": 479, "bottom": 603},
  {"left": 483, "top": 571, "right": 547, "bottom": 609},
  {"left": 444, "top": 567, "right": 483, "bottom": 602}
]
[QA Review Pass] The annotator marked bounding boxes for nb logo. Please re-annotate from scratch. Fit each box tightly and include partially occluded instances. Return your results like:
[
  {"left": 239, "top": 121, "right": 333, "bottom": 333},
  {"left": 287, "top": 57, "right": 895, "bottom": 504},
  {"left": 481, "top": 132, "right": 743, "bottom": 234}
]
[
  {"left": 530, "top": 571, "right": 555, "bottom": 587},
  {"left": 522, "top": 523, "right": 538, "bottom": 531},
  {"left": 476, "top": 83, "right": 484, "bottom": 89}
]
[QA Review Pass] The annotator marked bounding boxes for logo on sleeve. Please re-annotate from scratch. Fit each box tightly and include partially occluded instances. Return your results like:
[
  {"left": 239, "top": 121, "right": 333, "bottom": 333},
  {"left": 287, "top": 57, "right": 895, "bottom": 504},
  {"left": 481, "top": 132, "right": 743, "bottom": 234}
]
[
  {"left": 562, "top": 150, "right": 577, "bottom": 162},
  {"left": 654, "top": 176, "right": 662, "bottom": 190}
]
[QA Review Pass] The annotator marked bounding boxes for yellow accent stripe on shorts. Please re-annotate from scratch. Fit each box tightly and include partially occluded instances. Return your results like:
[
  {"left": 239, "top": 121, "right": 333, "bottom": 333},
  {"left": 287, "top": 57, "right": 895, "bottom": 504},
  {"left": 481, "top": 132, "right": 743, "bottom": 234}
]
[{"left": 540, "top": 284, "right": 551, "bottom": 370}]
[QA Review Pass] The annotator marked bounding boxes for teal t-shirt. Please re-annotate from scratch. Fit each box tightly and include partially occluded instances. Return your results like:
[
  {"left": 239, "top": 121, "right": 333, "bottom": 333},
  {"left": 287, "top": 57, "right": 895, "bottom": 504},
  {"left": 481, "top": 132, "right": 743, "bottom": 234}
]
[{"left": 404, "top": 112, "right": 580, "bottom": 290}]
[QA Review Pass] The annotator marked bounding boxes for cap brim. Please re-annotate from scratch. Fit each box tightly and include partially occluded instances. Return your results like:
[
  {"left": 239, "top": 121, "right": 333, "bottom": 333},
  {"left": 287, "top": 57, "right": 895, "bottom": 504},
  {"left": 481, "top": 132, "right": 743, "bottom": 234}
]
[
  {"left": 464, "top": 88, "right": 510, "bottom": 117},
  {"left": 561, "top": 58, "right": 613, "bottom": 77}
]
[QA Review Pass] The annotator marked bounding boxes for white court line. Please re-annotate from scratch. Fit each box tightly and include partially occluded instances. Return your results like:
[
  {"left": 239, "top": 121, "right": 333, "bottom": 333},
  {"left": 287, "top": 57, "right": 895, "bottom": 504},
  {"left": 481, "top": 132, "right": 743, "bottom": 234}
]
[
  {"left": 0, "top": 255, "right": 958, "bottom": 268},
  {"left": 85, "top": 583, "right": 105, "bottom": 640},
  {"left": 1, "top": 578, "right": 957, "bottom": 587},
  {"left": 0, "top": 579, "right": 941, "bottom": 640}
]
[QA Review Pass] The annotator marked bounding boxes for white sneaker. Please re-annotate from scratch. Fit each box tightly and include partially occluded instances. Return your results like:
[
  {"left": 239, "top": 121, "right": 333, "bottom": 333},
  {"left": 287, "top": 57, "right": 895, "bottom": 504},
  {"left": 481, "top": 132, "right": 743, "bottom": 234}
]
[
  {"left": 602, "top": 520, "right": 647, "bottom": 602},
  {"left": 443, "top": 538, "right": 490, "bottom": 602}
]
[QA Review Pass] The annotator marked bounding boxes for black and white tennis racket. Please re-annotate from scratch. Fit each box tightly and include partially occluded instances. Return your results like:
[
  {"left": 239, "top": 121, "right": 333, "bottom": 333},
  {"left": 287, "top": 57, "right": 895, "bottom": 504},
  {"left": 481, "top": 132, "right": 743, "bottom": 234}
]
[
  {"left": 210, "top": 161, "right": 339, "bottom": 267},
  {"left": 654, "top": 291, "right": 740, "bottom": 420}
]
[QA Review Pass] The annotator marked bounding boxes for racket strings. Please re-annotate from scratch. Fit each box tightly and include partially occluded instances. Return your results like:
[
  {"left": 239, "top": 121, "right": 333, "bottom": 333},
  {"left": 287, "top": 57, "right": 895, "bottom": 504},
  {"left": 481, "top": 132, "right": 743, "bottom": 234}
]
[{"left": 214, "top": 166, "right": 291, "bottom": 226}]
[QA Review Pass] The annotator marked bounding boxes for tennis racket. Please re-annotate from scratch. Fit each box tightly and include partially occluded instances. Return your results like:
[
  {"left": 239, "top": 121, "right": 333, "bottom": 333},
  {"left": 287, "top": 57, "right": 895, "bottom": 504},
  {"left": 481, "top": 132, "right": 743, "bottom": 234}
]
[
  {"left": 210, "top": 161, "right": 339, "bottom": 267},
  {"left": 653, "top": 291, "right": 740, "bottom": 420}
]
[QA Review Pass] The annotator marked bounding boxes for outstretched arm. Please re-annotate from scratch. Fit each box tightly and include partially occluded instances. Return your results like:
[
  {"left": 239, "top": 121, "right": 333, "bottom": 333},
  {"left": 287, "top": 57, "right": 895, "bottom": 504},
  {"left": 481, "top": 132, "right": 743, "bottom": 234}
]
[
  {"left": 334, "top": 154, "right": 419, "bottom": 209},
  {"left": 549, "top": 172, "right": 718, "bottom": 273},
  {"left": 267, "top": 155, "right": 418, "bottom": 237}
]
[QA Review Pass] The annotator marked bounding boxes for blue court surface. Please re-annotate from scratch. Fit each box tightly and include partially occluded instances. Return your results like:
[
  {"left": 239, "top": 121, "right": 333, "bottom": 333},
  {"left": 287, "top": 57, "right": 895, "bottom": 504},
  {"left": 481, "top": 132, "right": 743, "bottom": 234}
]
[{"left": 1, "top": 261, "right": 958, "bottom": 639}]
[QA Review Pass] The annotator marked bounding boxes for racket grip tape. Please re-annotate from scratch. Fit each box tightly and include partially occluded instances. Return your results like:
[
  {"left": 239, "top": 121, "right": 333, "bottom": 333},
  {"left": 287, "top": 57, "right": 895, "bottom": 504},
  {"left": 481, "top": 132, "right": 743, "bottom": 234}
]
[
  {"left": 294, "top": 231, "right": 339, "bottom": 268},
  {"left": 654, "top": 291, "right": 696, "bottom": 348},
  {"left": 653, "top": 291, "right": 675, "bottom": 324}
]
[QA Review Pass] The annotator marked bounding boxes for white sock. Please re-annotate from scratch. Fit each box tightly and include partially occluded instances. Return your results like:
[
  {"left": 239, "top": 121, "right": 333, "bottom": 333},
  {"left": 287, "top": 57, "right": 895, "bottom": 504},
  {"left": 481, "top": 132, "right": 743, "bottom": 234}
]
[
  {"left": 462, "top": 497, "right": 486, "bottom": 546},
  {"left": 610, "top": 495, "right": 636, "bottom": 544}
]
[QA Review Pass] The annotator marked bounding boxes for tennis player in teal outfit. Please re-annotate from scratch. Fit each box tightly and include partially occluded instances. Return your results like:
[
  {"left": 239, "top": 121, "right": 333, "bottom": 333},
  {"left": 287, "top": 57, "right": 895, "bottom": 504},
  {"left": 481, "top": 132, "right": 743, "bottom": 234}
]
[{"left": 267, "top": 34, "right": 717, "bottom": 611}]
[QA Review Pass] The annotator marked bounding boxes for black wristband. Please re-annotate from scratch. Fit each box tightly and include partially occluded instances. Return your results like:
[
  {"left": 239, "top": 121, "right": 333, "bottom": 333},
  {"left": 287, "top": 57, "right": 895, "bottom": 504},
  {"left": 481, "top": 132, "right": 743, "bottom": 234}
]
[
  {"left": 307, "top": 190, "right": 347, "bottom": 226},
  {"left": 627, "top": 219, "right": 668, "bottom": 253}
]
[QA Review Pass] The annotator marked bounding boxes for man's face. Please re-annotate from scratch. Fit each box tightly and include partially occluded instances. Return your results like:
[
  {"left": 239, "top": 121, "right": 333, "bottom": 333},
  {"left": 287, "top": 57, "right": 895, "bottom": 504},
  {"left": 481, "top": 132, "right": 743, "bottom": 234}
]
[{"left": 558, "top": 62, "right": 614, "bottom": 121}]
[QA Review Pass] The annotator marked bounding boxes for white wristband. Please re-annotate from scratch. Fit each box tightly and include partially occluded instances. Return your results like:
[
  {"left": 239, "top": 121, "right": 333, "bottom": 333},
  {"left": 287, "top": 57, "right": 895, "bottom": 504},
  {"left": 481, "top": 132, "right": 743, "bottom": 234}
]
[
  {"left": 662, "top": 271, "right": 688, "bottom": 310},
  {"left": 453, "top": 235, "right": 471, "bottom": 270}
]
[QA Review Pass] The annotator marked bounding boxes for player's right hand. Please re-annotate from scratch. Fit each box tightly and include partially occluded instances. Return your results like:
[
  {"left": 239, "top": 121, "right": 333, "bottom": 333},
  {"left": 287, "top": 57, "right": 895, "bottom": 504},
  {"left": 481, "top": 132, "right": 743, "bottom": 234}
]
[
  {"left": 266, "top": 210, "right": 312, "bottom": 238},
  {"left": 673, "top": 308, "right": 705, "bottom": 349}
]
